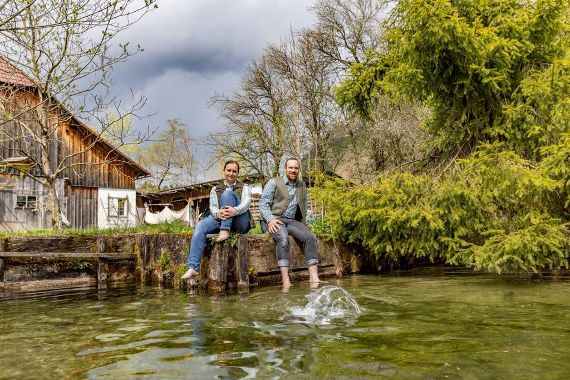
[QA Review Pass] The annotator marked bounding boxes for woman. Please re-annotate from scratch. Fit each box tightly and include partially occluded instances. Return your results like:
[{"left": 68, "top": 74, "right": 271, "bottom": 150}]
[{"left": 181, "top": 160, "right": 252, "bottom": 280}]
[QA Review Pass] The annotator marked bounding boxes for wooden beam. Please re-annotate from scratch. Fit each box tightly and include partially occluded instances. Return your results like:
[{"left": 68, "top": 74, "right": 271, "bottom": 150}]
[
  {"left": 0, "top": 252, "right": 136, "bottom": 260},
  {"left": 208, "top": 241, "right": 229, "bottom": 292},
  {"left": 236, "top": 236, "right": 250, "bottom": 293},
  {"left": 97, "top": 257, "right": 108, "bottom": 289}
]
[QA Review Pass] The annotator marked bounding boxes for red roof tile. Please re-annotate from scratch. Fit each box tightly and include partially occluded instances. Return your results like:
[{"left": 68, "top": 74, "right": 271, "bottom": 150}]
[{"left": 0, "top": 56, "right": 36, "bottom": 87}]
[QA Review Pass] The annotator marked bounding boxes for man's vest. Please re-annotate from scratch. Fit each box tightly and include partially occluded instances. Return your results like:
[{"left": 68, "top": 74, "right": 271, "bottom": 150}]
[
  {"left": 215, "top": 180, "right": 255, "bottom": 229},
  {"left": 269, "top": 177, "right": 306, "bottom": 224}
]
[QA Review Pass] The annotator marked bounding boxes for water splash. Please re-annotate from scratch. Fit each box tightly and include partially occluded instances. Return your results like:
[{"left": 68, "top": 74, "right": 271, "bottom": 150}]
[{"left": 288, "top": 285, "right": 361, "bottom": 325}]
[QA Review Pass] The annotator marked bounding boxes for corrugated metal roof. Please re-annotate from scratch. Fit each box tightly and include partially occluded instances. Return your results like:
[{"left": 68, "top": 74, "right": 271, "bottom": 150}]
[{"left": 143, "top": 173, "right": 266, "bottom": 196}]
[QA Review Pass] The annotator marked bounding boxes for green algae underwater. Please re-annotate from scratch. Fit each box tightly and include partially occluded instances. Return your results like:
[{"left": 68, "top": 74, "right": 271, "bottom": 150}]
[{"left": 1, "top": 268, "right": 570, "bottom": 379}]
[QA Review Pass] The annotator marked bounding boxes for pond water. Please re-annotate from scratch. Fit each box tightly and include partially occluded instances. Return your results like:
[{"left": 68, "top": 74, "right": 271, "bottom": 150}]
[{"left": 1, "top": 267, "right": 570, "bottom": 379}]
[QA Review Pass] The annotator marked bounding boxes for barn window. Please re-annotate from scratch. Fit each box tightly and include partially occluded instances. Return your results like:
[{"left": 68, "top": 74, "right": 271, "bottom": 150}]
[
  {"left": 16, "top": 195, "right": 37, "bottom": 208},
  {"left": 108, "top": 196, "right": 128, "bottom": 219}
]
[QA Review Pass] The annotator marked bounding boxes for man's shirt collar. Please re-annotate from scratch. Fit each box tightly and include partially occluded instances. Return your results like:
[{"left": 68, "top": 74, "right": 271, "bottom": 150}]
[{"left": 283, "top": 175, "right": 297, "bottom": 186}]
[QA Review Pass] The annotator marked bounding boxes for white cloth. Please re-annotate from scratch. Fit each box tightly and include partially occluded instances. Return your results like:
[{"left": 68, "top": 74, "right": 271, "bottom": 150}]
[{"left": 144, "top": 203, "right": 194, "bottom": 226}]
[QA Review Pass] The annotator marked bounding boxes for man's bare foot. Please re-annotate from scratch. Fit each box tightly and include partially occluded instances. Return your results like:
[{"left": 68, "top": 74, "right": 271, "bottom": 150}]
[
  {"left": 280, "top": 266, "right": 292, "bottom": 288},
  {"left": 309, "top": 278, "right": 328, "bottom": 288},
  {"left": 181, "top": 268, "right": 199, "bottom": 280},
  {"left": 282, "top": 283, "right": 292, "bottom": 292},
  {"left": 308, "top": 264, "right": 324, "bottom": 284},
  {"left": 217, "top": 229, "right": 230, "bottom": 242}
]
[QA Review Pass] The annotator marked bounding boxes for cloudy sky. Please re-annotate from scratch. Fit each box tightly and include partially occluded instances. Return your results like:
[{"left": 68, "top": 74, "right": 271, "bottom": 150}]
[{"left": 110, "top": 0, "right": 317, "bottom": 181}]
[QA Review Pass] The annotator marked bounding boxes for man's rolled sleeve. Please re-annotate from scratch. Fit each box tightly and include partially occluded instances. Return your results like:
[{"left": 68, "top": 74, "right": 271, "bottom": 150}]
[{"left": 259, "top": 179, "right": 277, "bottom": 222}]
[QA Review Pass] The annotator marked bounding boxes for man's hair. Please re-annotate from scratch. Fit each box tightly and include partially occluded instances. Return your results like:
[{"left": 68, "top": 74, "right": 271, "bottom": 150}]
[
  {"left": 284, "top": 157, "right": 300, "bottom": 167},
  {"left": 223, "top": 160, "right": 240, "bottom": 171}
]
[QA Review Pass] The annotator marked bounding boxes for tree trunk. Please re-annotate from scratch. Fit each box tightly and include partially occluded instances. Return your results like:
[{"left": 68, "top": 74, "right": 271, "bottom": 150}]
[{"left": 45, "top": 177, "right": 63, "bottom": 230}]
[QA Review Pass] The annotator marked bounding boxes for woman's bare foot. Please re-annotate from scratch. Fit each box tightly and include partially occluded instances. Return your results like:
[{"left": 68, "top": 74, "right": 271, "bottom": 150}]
[
  {"left": 181, "top": 268, "right": 199, "bottom": 280},
  {"left": 217, "top": 229, "right": 230, "bottom": 242}
]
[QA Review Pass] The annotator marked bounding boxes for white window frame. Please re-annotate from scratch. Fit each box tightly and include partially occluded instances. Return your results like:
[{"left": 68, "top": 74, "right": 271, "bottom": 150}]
[
  {"left": 108, "top": 196, "right": 129, "bottom": 220},
  {"left": 15, "top": 195, "right": 37, "bottom": 209}
]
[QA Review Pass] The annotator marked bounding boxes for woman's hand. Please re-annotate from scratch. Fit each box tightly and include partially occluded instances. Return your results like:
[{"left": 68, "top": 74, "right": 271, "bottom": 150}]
[{"left": 218, "top": 206, "right": 236, "bottom": 220}]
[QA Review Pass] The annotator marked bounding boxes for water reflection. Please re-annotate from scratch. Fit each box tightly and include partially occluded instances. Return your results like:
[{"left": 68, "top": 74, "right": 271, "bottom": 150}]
[{"left": 1, "top": 269, "right": 570, "bottom": 379}]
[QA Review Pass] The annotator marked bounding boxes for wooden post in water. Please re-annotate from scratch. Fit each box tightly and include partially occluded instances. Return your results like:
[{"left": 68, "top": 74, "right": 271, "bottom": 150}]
[
  {"left": 0, "top": 239, "right": 6, "bottom": 287},
  {"left": 208, "top": 241, "right": 229, "bottom": 292},
  {"left": 137, "top": 235, "right": 150, "bottom": 284},
  {"left": 236, "top": 236, "right": 250, "bottom": 293},
  {"left": 97, "top": 237, "right": 108, "bottom": 289}
]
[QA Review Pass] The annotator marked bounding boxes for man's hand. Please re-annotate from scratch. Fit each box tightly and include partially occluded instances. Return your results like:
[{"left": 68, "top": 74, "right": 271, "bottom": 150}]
[{"left": 268, "top": 218, "right": 283, "bottom": 233}]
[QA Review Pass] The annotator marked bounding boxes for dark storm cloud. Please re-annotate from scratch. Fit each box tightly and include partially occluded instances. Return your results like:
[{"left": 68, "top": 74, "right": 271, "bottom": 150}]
[
  {"left": 114, "top": 47, "right": 247, "bottom": 86},
  {"left": 107, "top": 1, "right": 316, "bottom": 180}
]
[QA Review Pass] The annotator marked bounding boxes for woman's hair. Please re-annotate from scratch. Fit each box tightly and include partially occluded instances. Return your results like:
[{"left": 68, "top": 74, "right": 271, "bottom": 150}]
[{"left": 223, "top": 160, "right": 240, "bottom": 171}]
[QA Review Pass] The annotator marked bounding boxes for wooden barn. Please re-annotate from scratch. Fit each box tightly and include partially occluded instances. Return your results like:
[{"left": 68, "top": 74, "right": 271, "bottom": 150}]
[
  {"left": 0, "top": 57, "right": 150, "bottom": 231},
  {"left": 139, "top": 174, "right": 265, "bottom": 225}
]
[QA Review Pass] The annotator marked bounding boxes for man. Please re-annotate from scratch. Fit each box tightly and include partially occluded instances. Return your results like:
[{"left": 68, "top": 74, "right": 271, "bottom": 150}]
[{"left": 259, "top": 157, "right": 321, "bottom": 286}]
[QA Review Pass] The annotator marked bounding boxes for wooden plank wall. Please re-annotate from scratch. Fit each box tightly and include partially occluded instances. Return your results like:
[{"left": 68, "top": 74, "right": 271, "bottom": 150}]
[
  {"left": 0, "top": 177, "right": 49, "bottom": 231},
  {"left": 67, "top": 186, "right": 98, "bottom": 229},
  {"left": 58, "top": 123, "right": 137, "bottom": 189},
  {"left": 1, "top": 90, "right": 138, "bottom": 189}
]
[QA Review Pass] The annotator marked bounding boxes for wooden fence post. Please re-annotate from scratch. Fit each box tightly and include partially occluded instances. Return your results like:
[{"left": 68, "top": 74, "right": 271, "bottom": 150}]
[{"left": 137, "top": 234, "right": 150, "bottom": 284}]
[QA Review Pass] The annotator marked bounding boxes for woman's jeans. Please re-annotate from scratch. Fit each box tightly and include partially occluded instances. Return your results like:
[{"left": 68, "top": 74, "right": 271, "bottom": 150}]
[{"left": 187, "top": 189, "right": 250, "bottom": 271}]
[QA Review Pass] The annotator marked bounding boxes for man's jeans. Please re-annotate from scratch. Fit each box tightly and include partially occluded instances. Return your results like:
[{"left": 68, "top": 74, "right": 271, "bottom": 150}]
[
  {"left": 265, "top": 217, "right": 319, "bottom": 267},
  {"left": 187, "top": 189, "right": 250, "bottom": 271}
]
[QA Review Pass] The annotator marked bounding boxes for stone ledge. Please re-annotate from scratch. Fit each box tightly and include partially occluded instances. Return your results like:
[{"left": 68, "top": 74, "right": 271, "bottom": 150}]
[
  {"left": 0, "top": 234, "right": 362, "bottom": 293},
  {"left": 186, "top": 234, "right": 356, "bottom": 292}
]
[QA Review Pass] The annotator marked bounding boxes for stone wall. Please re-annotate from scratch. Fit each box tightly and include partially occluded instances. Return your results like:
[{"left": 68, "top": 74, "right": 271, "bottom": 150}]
[{"left": 0, "top": 233, "right": 365, "bottom": 293}]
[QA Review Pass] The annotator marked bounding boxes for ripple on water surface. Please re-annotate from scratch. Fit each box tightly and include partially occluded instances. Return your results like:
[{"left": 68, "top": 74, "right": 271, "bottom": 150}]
[{"left": 2, "top": 270, "right": 570, "bottom": 379}]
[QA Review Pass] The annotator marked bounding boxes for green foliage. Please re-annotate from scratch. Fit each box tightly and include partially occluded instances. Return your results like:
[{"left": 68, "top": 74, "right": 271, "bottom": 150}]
[
  {"left": 311, "top": 145, "right": 569, "bottom": 273},
  {"left": 0, "top": 220, "right": 194, "bottom": 238},
  {"left": 247, "top": 224, "right": 263, "bottom": 235},
  {"left": 540, "top": 133, "right": 570, "bottom": 210},
  {"left": 448, "top": 213, "right": 568, "bottom": 273},
  {"left": 337, "top": 0, "right": 570, "bottom": 160},
  {"left": 177, "top": 263, "right": 189, "bottom": 278},
  {"left": 70, "top": 259, "right": 93, "bottom": 270},
  {"left": 228, "top": 233, "right": 240, "bottom": 248},
  {"left": 500, "top": 54, "right": 570, "bottom": 158},
  {"left": 309, "top": 218, "right": 334, "bottom": 240},
  {"left": 160, "top": 250, "right": 170, "bottom": 271}
]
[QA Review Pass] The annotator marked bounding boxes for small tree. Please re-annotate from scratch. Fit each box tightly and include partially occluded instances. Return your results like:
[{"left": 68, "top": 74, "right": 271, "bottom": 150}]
[
  {"left": 0, "top": 0, "right": 156, "bottom": 229},
  {"left": 137, "top": 119, "right": 195, "bottom": 191},
  {"left": 208, "top": 53, "right": 294, "bottom": 177}
]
